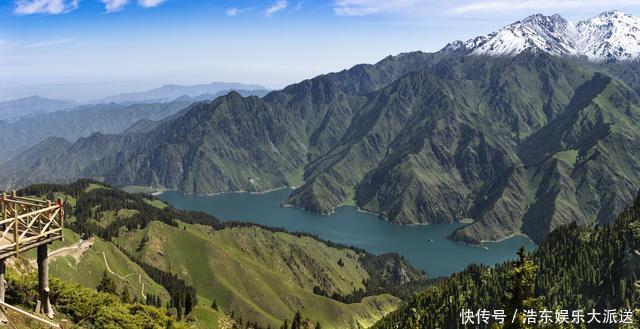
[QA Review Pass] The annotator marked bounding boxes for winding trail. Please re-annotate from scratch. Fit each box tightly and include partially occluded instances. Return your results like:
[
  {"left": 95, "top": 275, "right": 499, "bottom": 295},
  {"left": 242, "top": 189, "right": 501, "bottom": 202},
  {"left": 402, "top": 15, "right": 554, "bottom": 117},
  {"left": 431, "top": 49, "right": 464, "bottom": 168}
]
[
  {"left": 100, "top": 252, "right": 146, "bottom": 300},
  {"left": 29, "top": 237, "right": 95, "bottom": 267},
  {"left": 28, "top": 237, "right": 146, "bottom": 300}
]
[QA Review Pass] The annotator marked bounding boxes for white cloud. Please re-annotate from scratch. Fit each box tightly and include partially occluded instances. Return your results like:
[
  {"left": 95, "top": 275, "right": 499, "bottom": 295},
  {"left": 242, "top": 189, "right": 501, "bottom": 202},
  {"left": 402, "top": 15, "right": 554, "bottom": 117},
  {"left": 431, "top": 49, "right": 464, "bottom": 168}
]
[
  {"left": 226, "top": 7, "right": 254, "bottom": 16},
  {"left": 102, "top": 0, "right": 128, "bottom": 12},
  {"left": 449, "top": 0, "right": 640, "bottom": 14},
  {"left": 226, "top": 8, "right": 238, "bottom": 16},
  {"left": 14, "top": 0, "right": 79, "bottom": 15},
  {"left": 137, "top": 0, "right": 165, "bottom": 8},
  {"left": 333, "top": 0, "right": 420, "bottom": 16},
  {"left": 265, "top": 0, "right": 287, "bottom": 16},
  {"left": 28, "top": 38, "right": 73, "bottom": 48},
  {"left": 331, "top": 0, "right": 640, "bottom": 17}
]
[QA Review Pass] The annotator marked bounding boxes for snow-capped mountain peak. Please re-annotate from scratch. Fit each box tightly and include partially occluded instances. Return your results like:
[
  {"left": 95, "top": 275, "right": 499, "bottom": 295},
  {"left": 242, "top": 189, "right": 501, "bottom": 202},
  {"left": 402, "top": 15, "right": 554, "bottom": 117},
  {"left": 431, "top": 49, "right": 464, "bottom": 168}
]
[
  {"left": 576, "top": 10, "right": 640, "bottom": 62},
  {"left": 444, "top": 10, "right": 640, "bottom": 62}
]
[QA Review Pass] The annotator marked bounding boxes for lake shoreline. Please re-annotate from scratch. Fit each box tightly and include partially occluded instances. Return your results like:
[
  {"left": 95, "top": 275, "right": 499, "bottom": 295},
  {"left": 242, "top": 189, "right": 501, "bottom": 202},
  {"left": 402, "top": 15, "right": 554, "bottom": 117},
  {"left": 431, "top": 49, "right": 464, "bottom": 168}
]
[
  {"left": 149, "top": 186, "right": 536, "bottom": 246},
  {"left": 158, "top": 189, "right": 537, "bottom": 277}
]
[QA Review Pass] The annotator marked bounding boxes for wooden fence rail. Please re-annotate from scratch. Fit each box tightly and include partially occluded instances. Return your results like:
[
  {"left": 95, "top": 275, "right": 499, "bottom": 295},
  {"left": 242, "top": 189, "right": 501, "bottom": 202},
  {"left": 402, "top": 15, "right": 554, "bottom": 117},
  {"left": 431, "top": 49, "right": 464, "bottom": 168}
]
[{"left": 0, "top": 192, "right": 64, "bottom": 259}]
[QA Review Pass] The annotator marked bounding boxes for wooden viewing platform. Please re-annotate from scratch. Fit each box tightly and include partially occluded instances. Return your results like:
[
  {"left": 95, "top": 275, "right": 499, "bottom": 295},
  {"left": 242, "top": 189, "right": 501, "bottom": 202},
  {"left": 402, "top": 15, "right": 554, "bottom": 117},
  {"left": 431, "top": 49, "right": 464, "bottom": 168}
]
[
  {"left": 0, "top": 192, "right": 64, "bottom": 259},
  {"left": 0, "top": 191, "right": 65, "bottom": 326}
]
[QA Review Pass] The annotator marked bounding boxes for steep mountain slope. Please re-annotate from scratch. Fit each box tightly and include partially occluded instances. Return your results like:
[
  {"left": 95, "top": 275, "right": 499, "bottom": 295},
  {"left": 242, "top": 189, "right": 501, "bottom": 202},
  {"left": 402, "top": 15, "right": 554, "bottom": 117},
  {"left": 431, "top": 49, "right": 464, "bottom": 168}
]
[
  {"left": 577, "top": 10, "right": 640, "bottom": 62},
  {"left": 0, "top": 90, "right": 269, "bottom": 164},
  {"left": 0, "top": 100, "right": 193, "bottom": 164},
  {"left": 2, "top": 51, "right": 437, "bottom": 193},
  {"left": 446, "top": 10, "right": 640, "bottom": 62},
  {"left": 445, "top": 14, "right": 579, "bottom": 57},
  {"left": 601, "top": 59, "right": 640, "bottom": 94},
  {"left": 372, "top": 190, "right": 640, "bottom": 328},
  {"left": 453, "top": 70, "right": 640, "bottom": 243},
  {"left": 289, "top": 54, "right": 640, "bottom": 244},
  {"left": 4, "top": 13, "right": 640, "bottom": 245}
]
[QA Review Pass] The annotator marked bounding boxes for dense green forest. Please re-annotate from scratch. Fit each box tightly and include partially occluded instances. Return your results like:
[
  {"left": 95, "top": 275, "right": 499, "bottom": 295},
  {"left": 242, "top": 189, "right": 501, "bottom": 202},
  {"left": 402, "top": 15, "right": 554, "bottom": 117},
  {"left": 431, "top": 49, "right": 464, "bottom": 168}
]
[{"left": 372, "top": 192, "right": 640, "bottom": 328}]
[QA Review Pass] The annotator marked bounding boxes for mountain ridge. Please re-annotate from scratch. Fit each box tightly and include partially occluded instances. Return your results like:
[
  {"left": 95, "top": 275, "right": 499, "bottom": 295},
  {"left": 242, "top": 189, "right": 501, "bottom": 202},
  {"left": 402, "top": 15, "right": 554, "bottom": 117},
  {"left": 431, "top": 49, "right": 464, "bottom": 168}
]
[
  {"left": 445, "top": 10, "right": 640, "bottom": 62},
  {"left": 3, "top": 15, "right": 640, "bottom": 245},
  {"left": 0, "top": 95, "right": 78, "bottom": 122},
  {"left": 94, "top": 82, "right": 268, "bottom": 104}
]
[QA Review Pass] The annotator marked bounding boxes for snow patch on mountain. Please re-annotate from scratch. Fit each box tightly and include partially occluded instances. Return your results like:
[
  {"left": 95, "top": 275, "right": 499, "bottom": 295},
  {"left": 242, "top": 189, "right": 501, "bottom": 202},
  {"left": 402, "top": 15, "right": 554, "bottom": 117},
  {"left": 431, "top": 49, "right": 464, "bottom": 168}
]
[{"left": 444, "top": 10, "right": 640, "bottom": 62}]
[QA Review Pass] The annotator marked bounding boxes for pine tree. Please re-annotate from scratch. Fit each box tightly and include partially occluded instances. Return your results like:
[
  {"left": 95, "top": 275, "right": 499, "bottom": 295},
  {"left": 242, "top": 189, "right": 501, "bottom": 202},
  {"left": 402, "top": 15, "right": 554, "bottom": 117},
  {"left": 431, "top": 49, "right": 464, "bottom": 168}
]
[
  {"left": 503, "top": 246, "right": 543, "bottom": 329},
  {"left": 121, "top": 285, "right": 132, "bottom": 303},
  {"left": 176, "top": 293, "right": 184, "bottom": 320},
  {"left": 185, "top": 291, "right": 194, "bottom": 315},
  {"left": 96, "top": 270, "right": 117, "bottom": 295},
  {"left": 291, "top": 311, "right": 302, "bottom": 329}
]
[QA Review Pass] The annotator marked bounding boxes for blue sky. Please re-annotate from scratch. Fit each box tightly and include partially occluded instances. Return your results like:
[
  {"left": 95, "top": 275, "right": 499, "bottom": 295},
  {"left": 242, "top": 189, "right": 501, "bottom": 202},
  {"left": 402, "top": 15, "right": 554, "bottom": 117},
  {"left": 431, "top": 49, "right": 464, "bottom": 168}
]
[{"left": 1, "top": 0, "right": 640, "bottom": 100}]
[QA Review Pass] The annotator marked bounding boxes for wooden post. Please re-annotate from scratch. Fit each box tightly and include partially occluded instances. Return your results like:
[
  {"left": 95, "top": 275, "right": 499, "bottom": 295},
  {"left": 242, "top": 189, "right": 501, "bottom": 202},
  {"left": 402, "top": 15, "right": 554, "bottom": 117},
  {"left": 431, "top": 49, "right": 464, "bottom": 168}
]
[
  {"left": 0, "top": 259, "right": 5, "bottom": 303},
  {"left": 37, "top": 244, "right": 53, "bottom": 318},
  {"left": 13, "top": 192, "right": 19, "bottom": 254},
  {"left": 0, "top": 258, "right": 6, "bottom": 324},
  {"left": 57, "top": 199, "right": 64, "bottom": 241},
  {"left": 1, "top": 193, "right": 5, "bottom": 233}
]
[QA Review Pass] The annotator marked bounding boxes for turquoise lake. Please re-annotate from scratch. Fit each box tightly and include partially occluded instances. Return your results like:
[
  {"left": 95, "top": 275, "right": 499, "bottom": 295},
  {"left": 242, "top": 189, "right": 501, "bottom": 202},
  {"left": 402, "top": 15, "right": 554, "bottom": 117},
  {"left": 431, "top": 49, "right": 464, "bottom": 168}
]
[{"left": 159, "top": 188, "right": 536, "bottom": 277}]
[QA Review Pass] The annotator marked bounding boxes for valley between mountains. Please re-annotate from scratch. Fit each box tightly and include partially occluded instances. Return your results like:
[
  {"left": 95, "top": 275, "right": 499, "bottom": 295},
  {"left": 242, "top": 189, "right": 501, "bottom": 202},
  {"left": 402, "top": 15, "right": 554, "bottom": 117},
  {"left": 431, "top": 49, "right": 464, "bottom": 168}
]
[
  {"left": 2, "top": 11, "right": 640, "bottom": 246},
  {"left": 4, "top": 53, "right": 640, "bottom": 246}
]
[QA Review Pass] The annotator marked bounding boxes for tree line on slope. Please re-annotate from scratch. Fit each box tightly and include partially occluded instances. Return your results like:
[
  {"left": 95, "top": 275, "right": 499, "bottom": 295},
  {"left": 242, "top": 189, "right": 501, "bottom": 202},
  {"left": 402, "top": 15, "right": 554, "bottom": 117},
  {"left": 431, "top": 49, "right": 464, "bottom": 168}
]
[{"left": 372, "top": 191, "right": 640, "bottom": 328}]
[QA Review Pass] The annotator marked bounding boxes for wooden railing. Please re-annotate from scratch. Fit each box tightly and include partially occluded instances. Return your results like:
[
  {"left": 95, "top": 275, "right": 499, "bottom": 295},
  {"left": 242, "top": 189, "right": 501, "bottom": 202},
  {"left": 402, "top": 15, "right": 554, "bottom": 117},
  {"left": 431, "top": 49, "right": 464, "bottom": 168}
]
[
  {"left": 0, "top": 192, "right": 64, "bottom": 257},
  {"left": 0, "top": 301, "right": 66, "bottom": 328}
]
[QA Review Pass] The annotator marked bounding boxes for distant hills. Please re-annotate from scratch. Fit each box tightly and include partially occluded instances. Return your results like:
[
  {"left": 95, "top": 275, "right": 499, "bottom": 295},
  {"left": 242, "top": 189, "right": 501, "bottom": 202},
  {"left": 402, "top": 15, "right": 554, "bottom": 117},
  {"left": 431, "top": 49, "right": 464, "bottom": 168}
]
[
  {"left": 0, "top": 100, "right": 193, "bottom": 165},
  {"left": 3, "top": 11, "right": 640, "bottom": 246},
  {"left": 0, "top": 96, "right": 78, "bottom": 122},
  {"left": 0, "top": 88, "right": 269, "bottom": 165},
  {"left": 93, "top": 82, "right": 268, "bottom": 104}
]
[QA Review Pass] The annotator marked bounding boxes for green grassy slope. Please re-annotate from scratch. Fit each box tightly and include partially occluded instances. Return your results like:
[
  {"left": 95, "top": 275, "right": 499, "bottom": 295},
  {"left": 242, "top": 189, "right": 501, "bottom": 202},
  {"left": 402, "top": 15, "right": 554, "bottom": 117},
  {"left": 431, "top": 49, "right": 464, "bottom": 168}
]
[
  {"left": 115, "top": 221, "right": 402, "bottom": 328},
  {"left": 47, "top": 237, "right": 171, "bottom": 304}
]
